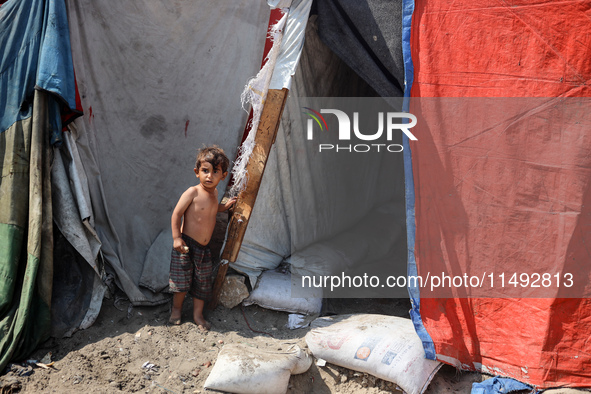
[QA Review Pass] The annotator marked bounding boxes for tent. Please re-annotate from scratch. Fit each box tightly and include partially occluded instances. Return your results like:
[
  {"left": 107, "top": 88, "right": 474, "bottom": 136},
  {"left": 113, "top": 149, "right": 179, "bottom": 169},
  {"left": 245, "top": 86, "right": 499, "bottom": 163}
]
[{"left": 2, "top": 0, "right": 591, "bottom": 389}]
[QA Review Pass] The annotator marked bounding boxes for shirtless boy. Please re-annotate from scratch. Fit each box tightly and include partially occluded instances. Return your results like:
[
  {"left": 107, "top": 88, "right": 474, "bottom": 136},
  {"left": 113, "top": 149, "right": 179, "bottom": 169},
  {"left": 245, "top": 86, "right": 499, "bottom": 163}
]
[{"left": 168, "top": 146, "right": 236, "bottom": 329}]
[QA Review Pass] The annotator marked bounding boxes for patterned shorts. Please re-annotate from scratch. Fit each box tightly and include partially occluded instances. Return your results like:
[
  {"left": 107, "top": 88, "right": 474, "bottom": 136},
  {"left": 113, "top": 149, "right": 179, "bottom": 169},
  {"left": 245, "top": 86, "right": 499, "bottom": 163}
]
[{"left": 168, "top": 234, "right": 213, "bottom": 301}]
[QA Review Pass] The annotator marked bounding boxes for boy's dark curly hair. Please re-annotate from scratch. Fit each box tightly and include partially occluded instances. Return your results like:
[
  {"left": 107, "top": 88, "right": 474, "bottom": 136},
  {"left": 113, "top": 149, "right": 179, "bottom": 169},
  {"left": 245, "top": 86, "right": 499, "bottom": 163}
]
[{"left": 195, "top": 145, "right": 230, "bottom": 173}]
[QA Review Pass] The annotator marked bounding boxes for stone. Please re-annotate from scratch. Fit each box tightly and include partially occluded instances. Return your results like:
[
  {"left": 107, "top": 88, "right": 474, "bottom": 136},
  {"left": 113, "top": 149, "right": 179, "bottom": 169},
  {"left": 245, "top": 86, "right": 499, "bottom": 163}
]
[{"left": 219, "top": 275, "right": 249, "bottom": 309}]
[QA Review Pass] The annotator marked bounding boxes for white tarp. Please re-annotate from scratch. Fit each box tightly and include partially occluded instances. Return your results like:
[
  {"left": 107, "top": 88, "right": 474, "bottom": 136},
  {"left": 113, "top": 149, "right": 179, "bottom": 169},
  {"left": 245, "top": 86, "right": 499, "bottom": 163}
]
[{"left": 269, "top": 0, "right": 313, "bottom": 90}]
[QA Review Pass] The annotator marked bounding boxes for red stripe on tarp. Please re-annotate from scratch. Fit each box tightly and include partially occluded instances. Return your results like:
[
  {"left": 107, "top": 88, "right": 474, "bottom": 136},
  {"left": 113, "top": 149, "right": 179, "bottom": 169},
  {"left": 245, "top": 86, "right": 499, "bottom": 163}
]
[
  {"left": 239, "top": 8, "right": 285, "bottom": 147},
  {"left": 228, "top": 7, "right": 286, "bottom": 190},
  {"left": 261, "top": 8, "right": 285, "bottom": 69},
  {"left": 61, "top": 70, "right": 84, "bottom": 130}
]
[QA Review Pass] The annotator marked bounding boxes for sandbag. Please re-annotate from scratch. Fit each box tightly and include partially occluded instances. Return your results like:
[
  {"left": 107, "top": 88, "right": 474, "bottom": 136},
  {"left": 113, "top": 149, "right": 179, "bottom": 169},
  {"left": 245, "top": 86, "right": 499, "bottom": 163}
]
[
  {"left": 243, "top": 269, "right": 322, "bottom": 315},
  {"left": 305, "top": 314, "right": 442, "bottom": 394},
  {"left": 203, "top": 343, "right": 312, "bottom": 394}
]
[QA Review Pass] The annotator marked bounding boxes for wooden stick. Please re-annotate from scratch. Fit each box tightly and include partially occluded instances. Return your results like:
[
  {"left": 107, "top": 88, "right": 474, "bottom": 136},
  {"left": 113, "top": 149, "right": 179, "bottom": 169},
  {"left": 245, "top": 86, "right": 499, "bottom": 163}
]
[{"left": 209, "top": 88, "right": 288, "bottom": 309}]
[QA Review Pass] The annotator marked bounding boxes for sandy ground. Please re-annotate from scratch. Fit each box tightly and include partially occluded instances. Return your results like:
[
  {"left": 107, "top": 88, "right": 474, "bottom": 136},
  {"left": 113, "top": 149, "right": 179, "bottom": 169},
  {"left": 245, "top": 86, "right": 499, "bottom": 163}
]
[{"left": 1, "top": 296, "right": 590, "bottom": 394}]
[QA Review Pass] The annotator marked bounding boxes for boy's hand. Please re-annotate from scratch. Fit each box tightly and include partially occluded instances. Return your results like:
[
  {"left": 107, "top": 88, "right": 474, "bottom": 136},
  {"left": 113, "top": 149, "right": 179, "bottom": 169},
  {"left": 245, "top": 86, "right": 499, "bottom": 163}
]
[
  {"left": 225, "top": 197, "right": 237, "bottom": 209},
  {"left": 173, "top": 237, "right": 188, "bottom": 254},
  {"left": 219, "top": 197, "right": 237, "bottom": 212}
]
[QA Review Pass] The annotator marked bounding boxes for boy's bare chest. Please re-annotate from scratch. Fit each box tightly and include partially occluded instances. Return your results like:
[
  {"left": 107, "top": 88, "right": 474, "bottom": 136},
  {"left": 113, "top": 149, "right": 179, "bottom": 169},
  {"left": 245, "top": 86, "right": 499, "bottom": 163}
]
[{"left": 188, "top": 194, "right": 217, "bottom": 218}]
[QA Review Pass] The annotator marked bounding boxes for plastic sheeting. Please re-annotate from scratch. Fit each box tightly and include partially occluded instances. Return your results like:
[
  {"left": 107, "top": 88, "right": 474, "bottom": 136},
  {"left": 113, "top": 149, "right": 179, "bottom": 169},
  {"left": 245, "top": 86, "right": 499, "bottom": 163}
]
[
  {"left": 231, "top": 0, "right": 311, "bottom": 197},
  {"left": 65, "top": 1, "right": 269, "bottom": 305},
  {"left": 0, "top": 0, "right": 78, "bottom": 139},
  {"left": 0, "top": 93, "right": 53, "bottom": 373},
  {"left": 64, "top": 0, "right": 393, "bottom": 308},
  {"left": 231, "top": 11, "right": 289, "bottom": 198},
  {"left": 315, "top": 0, "right": 405, "bottom": 98},
  {"left": 231, "top": 16, "right": 406, "bottom": 283},
  {"left": 269, "top": 0, "right": 313, "bottom": 90},
  {"left": 0, "top": 0, "right": 86, "bottom": 370},
  {"left": 471, "top": 377, "right": 534, "bottom": 394},
  {"left": 405, "top": 0, "right": 591, "bottom": 387},
  {"left": 51, "top": 128, "right": 104, "bottom": 336}
]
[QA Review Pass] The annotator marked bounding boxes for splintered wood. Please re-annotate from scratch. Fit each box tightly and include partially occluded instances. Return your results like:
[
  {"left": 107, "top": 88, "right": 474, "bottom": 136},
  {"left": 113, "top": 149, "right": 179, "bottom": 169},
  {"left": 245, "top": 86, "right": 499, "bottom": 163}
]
[{"left": 210, "top": 88, "right": 288, "bottom": 309}]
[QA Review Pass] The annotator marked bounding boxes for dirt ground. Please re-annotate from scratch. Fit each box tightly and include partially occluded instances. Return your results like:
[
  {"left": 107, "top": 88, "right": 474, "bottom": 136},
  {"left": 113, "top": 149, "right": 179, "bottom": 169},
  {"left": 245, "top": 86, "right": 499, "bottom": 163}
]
[{"left": 1, "top": 296, "right": 590, "bottom": 394}]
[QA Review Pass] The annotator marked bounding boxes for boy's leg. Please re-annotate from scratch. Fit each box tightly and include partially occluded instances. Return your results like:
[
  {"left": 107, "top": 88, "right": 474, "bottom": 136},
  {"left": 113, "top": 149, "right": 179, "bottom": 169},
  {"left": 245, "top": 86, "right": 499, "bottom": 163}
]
[
  {"left": 169, "top": 292, "right": 186, "bottom": 325},
  {"left": 169, "top": 238, "right": 192, "bottom": 325},
  {"left": 192, "top": 297, "right": 210, "bottom": 330}
]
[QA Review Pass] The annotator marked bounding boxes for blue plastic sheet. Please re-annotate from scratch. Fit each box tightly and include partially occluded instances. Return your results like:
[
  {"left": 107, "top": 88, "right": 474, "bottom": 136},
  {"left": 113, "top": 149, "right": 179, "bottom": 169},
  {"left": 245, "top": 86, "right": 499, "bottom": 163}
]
[
  {"left": 472, "top": 377, "right": 536, "bottom": 394},
  {"left": 0, "top": 0, "right": 77, "bottom": 141},
  {"left": 401, "top": 0, "right": 436, "bottom": 360}
]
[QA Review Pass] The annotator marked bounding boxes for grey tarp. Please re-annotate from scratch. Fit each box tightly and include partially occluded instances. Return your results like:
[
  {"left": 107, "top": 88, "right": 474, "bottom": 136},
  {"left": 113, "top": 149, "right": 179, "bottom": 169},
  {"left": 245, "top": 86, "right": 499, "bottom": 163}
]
[
  {"left": 315, "top": 0, "right": 405, "bottom": 98},
  {"left": 51, "top": 127, "right": 104, "bottom": 337},
  {"left": 65, "top": 1, "right": 270, "bottom": 305}
]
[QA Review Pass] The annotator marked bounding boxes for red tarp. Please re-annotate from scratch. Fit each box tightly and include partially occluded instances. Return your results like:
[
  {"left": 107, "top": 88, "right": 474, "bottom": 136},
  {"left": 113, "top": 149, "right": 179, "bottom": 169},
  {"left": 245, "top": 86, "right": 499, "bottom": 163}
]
[{"left": 410, "top": 0, "right": 591, "bottom": 387}]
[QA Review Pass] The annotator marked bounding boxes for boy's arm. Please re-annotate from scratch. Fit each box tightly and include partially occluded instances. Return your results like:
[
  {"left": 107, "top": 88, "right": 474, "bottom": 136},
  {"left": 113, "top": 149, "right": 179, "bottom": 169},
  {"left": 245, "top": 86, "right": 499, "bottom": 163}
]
[
  {"left": 171, "top": 188, "right": 195, "bottom": 252},
  {"left": 218, "top": 197, "right": 237, "bottom": 212}
]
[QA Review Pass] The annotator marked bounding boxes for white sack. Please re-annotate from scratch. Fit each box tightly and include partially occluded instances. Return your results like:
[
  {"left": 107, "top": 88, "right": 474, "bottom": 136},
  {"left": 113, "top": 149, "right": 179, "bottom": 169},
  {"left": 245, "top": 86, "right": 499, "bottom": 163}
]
[
  {"left": 305, "top": 314, "right": 442, "bottom": 394},
  {"left": 204, "top": 343, "right": 312, "bottom": 394},
  {"left": 243, "top": 269, "right": 322, "bottom": 315}
]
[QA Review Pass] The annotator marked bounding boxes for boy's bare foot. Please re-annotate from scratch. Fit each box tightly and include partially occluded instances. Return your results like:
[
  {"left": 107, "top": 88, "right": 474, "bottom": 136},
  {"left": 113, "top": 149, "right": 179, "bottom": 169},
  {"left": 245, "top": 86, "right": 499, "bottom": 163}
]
[
  {"left": 169, "top": 292, "right": 186, "bottom": 326},
  {"left": 168, "top": 310, "right": 182, "bottom": 325},
  {"left": 193, "top": 316, "right": 211, "bottom": 331}
]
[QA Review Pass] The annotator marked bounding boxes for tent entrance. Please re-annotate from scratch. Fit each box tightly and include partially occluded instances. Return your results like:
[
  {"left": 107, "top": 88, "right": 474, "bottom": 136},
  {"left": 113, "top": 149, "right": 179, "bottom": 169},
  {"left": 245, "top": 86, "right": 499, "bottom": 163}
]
[{"left": 227, "top": 13, "right": 411, "bottom": 313}]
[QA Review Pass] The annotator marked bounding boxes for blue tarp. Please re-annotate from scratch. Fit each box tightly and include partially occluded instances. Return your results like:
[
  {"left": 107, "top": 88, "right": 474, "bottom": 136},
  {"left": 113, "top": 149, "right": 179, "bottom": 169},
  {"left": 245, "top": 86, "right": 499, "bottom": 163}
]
[
  {"left": 472, "top": 377, "right": 536, "bottom": 394},
  {"left": 0, "top": 0, "right": 77, "bottom": 140},
  {"left": 401, "top": 0, "right": 436, "bottom": 360}
]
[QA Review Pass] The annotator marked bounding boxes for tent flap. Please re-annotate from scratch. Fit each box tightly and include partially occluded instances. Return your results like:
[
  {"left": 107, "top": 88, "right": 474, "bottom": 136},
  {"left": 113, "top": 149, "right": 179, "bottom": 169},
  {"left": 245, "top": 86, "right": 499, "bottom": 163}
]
[
  {"left": 0, "top": 91, "right": 53, "bottom": 372},
  {"left": 0, "top": 0, "right": 88, "bottom": 368}
]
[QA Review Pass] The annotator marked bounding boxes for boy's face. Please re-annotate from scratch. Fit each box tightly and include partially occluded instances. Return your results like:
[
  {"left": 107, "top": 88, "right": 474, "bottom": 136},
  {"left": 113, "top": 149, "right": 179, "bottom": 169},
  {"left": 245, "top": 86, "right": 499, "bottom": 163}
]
[{"left": 194, "top": 161, "right": 227, "bottom": 191}]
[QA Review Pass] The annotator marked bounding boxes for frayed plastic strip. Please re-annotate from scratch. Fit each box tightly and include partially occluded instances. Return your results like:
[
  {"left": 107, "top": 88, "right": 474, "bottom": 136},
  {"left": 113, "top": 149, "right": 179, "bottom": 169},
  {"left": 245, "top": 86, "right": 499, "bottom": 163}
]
[
  {"left": 230, "top": 12, "right": 288, "bottom": 197},
  {"left": 267, "top": 0, "right": 292, "bottom": 8}
]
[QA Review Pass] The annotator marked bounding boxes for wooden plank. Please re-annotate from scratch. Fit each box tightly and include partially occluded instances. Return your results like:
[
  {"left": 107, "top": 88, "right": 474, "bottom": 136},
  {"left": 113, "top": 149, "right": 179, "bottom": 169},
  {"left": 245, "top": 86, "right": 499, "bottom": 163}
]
[{"left": 209, "top": 88, "right": 288, "bottom": 309}]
